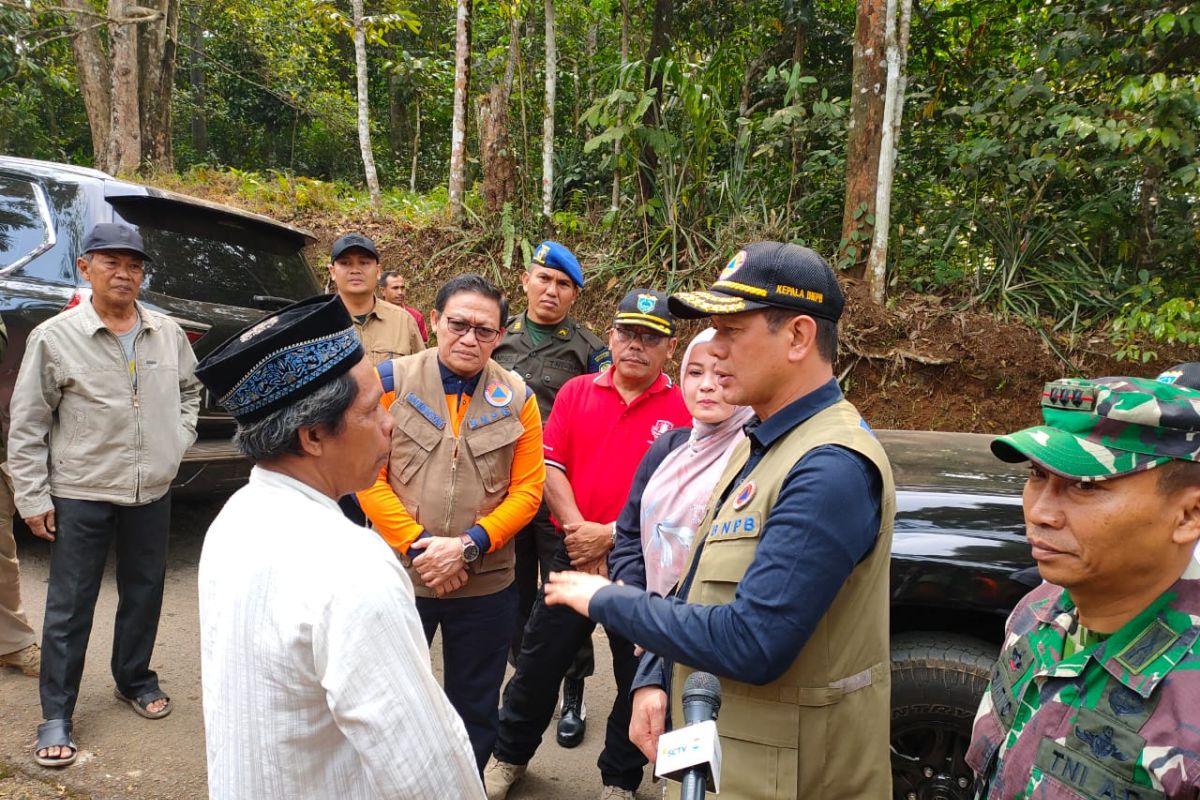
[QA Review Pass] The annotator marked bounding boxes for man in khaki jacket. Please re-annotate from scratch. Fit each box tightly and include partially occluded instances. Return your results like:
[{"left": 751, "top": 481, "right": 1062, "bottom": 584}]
[
  {"left": 329, "top": 233, "right": 423, "bottom": 364},
  {"left": 8, "top": 223, "right": 201, "bottom": 768},
  {"left": 544, "top": 242, "right": 896, "bottom": 799}
]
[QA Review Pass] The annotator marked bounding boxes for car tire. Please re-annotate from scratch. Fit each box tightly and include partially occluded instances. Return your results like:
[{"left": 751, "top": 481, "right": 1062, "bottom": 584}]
[{"left": 890, "top": 631, "right": 997, "bottom": 800}]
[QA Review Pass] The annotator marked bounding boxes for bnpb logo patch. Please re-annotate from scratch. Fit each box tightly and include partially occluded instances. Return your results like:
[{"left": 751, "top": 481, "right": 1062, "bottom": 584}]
[
  {"left": 719, "top": 250, "right": 747, "bottom": 281},
  {"left": 732, "top": 481, "right": 756, "bottom": 510},
  {"left": 484, "top": 382, "right": 514, "bottom": 407}
]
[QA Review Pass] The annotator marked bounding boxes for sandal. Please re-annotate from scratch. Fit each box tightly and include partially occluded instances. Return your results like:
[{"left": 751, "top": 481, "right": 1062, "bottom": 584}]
[
  {"left": 34, "top": 719, "right": 77, "bottom": 767},
  {"left": 113, "top": 686, "right": 172, "bottom": 720}
]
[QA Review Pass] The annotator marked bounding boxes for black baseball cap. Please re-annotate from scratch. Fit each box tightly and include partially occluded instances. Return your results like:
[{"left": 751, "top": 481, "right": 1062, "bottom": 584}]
[
  {"left": 1157, "top": 363, "right": 1200, "bottom": 390},
  {"left": 668, "top": 241, "right": 844, "bottom": 322},
  {"left": 614, "top": 288, "right": 675, "bottom": 335},
  {"left": 81, "top": 223, "right": 151, "bottom": 261},
  {"left": 330, "top": 232, "right": 380, "bottom": 262}
]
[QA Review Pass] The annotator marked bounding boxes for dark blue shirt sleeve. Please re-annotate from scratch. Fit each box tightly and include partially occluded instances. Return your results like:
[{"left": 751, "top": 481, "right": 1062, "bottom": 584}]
[
  {"left": 609, "top": 427, "right": 691, "bottom": 589},
  {"left": 590, "top": 445, "right": 883, "bottom": 686}
]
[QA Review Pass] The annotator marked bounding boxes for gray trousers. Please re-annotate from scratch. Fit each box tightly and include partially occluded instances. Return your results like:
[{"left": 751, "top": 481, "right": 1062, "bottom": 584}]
[
  {"left": 40, "top": 494, "right": 170, "bottom": 721},
  {"left": 0, "top": 465, "right": 36, "bottom": 655}
]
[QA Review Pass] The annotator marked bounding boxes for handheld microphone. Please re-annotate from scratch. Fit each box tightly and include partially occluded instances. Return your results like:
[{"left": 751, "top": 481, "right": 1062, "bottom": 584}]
[{"left": 654, "top": 672, "right": 723, "bottom": 799}]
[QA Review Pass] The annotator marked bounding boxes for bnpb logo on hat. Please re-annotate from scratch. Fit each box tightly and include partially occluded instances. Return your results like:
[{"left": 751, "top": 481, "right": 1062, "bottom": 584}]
[
  {"left": 720, "top": 250, "right": 747, "bottom": 280},
  {"left": 485, "top": 382, "right": 514, "bottom": 407},
  {"left": 637, "top": 294, "right": 658, "bottom": 314}
]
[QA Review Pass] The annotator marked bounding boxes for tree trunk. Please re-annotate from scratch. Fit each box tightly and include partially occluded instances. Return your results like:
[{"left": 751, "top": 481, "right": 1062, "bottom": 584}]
[
  {"left": 864, "top": 0, "right": 912, "bottom": 304},
  {"left": 351, "top": 0, "right": 381, "bottom": 212},
  {"left": 65, "top": 0, "right": 112, "bottom": 170},
  {"left": 138, "top": 0, "right": 178, "bottom": 171},
  {"left": 410, "top": 97, "right": 421, "bottom": 193},
  {"left": 838, "top": 0, "right": 887, "bottom": 278},
  {"left": 481, "top": 13, "right": 520, "bottom": 215},
  {"left": 189, "top": 16, "right": 207, "bottom": 157},
  {"left": 787, "top": 1, "right": 811, "bottom": 210},
  {"left": 611, "top": 0, "right": 629, "bottom": 212},
  {"left": 637, "top": 0, "right": 673, "bottom": 207},
  {"left": 481, "top": 86, "right": 516, "bottom": 214},
  {"left": 389, "top": 71, "right": 405, "bottom": 163},
  {"left": 585, "top": 19, "right": 597, "bottom": 107},
  {"left": 107, "top": 0, "right": 142, "bottom": 175},
  {"left": 541, "top": 0, "right": 556, "bottom": 219},
  {"left": 448, "top": 0, "right": 473, "bottom": 223}
]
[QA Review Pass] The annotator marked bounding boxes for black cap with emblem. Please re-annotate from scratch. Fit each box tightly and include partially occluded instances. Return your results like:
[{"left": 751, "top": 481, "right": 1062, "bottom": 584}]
[
  {"left": 614, "top": 288, "right": 676, "bottom": 335},
  {"left": 668, "top": 241, "right": 844, "bottom": 322},
  {"left": 195, "top": 295, "right": 364, "bottom": 423},
  {"left": 330, "top": 232, "right": 380, "bottom": 262}
]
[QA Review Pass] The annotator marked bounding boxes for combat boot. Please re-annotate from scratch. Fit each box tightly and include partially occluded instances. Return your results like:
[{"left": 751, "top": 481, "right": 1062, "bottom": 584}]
[{"left": 556, "top": 677, "right": 587, "bottom": 747}]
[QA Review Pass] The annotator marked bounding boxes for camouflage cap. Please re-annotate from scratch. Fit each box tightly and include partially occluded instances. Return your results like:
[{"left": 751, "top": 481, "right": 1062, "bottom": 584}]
[{"left": 991, "top": 376, "right": 1200, "bottom": 481}]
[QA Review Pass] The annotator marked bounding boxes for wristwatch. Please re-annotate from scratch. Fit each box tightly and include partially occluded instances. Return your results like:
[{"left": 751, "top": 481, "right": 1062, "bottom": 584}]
[{"left": 460, "top": 534, "right": 481, "bottom": 564}]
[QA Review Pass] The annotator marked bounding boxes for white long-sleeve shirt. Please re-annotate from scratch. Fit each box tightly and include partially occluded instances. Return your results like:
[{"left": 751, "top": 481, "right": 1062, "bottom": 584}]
[{"left": 199, "top": 466, "right": 483, "bottom": 800}]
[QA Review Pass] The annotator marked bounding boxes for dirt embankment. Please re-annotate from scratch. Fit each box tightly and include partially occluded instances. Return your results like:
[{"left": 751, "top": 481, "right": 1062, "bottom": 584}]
[
  {"left": 296, "top": 220, "right": 1191, "bottom": 434},
  {"left": 145, "top": 173, "right": 1187, "bottom": 434}
]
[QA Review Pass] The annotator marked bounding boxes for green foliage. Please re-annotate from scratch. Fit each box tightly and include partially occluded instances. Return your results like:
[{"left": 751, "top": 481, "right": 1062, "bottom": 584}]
[
  {"left": 1111, "top": 272, "right": 1200, "bottom": 362},
  {"left": 2, "top": 0, "right": 1197, "bottom": 352}
]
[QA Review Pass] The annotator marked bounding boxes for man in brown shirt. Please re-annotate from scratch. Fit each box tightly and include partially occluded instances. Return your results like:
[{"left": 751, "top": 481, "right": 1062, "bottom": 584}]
[{"left": 329, "top": 233, "right": 423, "bottom": 365}]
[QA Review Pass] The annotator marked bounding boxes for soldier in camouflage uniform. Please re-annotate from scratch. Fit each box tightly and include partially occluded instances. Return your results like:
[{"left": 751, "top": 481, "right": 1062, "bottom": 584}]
[
  {"left": 967, "top": 375, "right": 1200, "bottom": 799},
  {"left": 492, "top": 240, "right": 610, "bottom": 747}
]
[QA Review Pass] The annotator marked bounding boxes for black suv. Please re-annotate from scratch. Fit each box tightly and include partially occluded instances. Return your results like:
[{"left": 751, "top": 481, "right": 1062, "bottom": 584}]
[{"left": 0, "top": 156, "right": 321, "bottom": 495}]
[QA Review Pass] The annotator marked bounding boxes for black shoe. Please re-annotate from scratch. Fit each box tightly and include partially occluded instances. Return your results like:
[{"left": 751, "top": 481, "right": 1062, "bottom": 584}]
[{"left": 556, "top": 678, "right": 587, "bottom": 748}]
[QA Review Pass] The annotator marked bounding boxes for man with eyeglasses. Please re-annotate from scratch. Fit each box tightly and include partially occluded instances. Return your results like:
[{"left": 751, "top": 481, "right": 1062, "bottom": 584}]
[
  {"left": 357, "top": 273, "right": 545, "bottom": 772},
  {"left": 485, "top": 289, "right": 690, "bottom": 800},
  {"left": 492, "top": 240, "right": 610, "bottom": 749}
]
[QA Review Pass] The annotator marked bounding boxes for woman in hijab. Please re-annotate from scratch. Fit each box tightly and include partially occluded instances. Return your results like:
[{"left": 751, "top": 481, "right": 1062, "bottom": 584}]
[{"left": 609, "top": 328, "right": 755, "bottom": 597}]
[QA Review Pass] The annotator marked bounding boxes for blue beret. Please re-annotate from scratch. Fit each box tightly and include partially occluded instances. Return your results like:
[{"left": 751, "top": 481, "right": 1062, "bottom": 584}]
[{"left": 531, "top": 240, "right": 584, "bottom": 288}]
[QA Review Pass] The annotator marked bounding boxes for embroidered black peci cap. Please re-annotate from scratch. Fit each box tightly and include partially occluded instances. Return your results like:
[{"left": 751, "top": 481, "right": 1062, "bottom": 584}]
[
  {"left": 668, "top": 241, "right": 844, "bottom": 322},
  {"left": 194, "top": 295, "right": 365, "bottom": 423}
]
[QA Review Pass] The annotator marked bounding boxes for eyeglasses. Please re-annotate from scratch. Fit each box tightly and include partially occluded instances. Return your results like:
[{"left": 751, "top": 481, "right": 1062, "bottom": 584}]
[
  {"left": 444, "top": 316, "right": 502, "bottom": 343},
  {"left": 613, "top": 326, "right": 669, "bottom": 347}
]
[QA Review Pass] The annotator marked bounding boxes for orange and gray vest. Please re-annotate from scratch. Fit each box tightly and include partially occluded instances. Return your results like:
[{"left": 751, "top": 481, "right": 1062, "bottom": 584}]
[
  {"left": 386, "top": 348, "right": 528, "bottom": 599},
  {"left": 669, "top": 399, "right": 896, "bottom": 799}
]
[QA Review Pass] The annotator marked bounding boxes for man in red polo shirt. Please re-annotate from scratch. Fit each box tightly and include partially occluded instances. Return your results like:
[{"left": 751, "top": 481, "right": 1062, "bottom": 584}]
[{"left": 484, "top": 289, "right": 690, "bottom": 800}]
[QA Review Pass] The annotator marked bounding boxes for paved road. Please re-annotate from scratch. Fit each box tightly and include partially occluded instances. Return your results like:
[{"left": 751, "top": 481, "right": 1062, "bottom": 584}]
[{"left": 0, "top": 496, "right": 661, "bottom": 800}]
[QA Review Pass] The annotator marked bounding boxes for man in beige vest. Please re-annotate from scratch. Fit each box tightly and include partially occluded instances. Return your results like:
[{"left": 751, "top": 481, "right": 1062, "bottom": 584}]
[
  {"left": 544, "top": 242, "right": 896, "bottom": 799},
  {"left": 358, "top": 273, "right": 545, "bottom": 772}
]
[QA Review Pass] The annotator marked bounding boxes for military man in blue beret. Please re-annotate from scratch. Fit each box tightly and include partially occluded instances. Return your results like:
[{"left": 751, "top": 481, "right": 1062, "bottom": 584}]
[{"left": 492, "top": 240, "right": 610, "bottom": 748}]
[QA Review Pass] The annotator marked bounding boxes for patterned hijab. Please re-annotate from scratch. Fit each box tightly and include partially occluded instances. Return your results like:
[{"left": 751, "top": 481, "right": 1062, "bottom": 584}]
[{"left": 639, "top": 329, "right": 754, "bottom": 596}]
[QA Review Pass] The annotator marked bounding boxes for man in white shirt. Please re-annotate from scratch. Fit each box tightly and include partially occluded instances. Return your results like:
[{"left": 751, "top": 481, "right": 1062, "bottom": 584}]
[{"left": 194, "top": 294, "right": 483, "bottom": 800}]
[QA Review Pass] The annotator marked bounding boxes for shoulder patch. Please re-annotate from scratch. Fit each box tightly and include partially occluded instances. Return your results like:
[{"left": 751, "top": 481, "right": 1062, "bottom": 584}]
[
  {"left": 377, "top": 359, "right": 395, "bottom": 394},
  {"left": 588, "top": 347, "right": 612, "bottom": 374},
  {"left": 404, "top": 392, "right": 446, "bottom": 429}
]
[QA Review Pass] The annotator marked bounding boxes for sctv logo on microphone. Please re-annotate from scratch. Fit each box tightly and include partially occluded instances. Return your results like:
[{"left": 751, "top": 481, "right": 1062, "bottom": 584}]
[{"left": 659, "top": 732, "right": 706, "bottom": 759}]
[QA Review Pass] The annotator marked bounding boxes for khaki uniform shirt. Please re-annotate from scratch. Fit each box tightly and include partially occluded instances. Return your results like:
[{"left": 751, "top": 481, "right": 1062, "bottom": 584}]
[
  {"left": 353, "top": 298, "right": 424, "bottom": 365},
  {"left": 493, "top": 313, "right": 609, "bottom": 423}
]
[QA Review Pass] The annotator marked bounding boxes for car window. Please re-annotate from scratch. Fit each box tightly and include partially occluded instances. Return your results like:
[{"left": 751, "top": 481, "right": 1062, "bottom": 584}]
[
  {"left": 0, "top": 174, "right": 51, "bottom": 269},
  {"left": 111, "top": 199, "right": 319, "bottom": 309}
]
